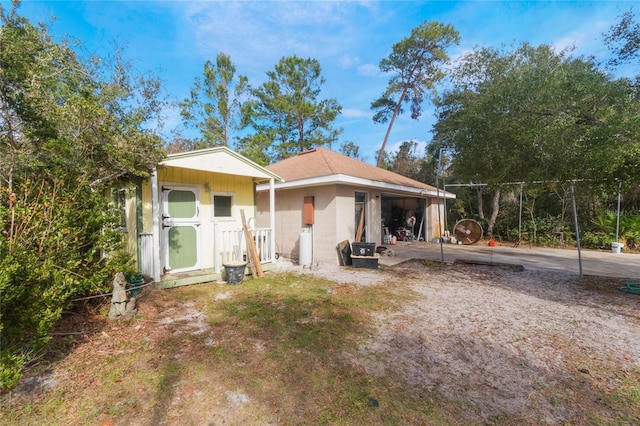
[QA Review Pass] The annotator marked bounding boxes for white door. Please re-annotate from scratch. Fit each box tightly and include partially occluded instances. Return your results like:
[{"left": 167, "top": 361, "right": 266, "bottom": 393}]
[{"left": 161, "top": 185, "right": 201, "bottom": 273}]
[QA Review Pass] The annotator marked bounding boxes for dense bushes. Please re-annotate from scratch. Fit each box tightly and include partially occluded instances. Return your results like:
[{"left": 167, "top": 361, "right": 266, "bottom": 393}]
[
  {"left": 0, "top": 5, "right": 164, "bottom": 388},
  {"left": 448, "top": 186, "right": 640, "bottom": 251},
  {"left": 0, "top": 179, "right": 135, "bottom": 388}
]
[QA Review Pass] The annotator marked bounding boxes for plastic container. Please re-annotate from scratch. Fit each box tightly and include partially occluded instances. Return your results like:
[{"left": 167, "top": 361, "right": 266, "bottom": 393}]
[
  {"left": 126, "top": 273, "right": 144, "bottom": 297},
  {"left": 223, "top": 261, "right": 247, "bottom": 284},
  {"left": 352, "top": 242, "right": 375, "bottom": 256},
  {"left": 611, "top": 242, "right": 624, "bottom": 254},
  {"left": 351, "top": 254, "right": 379, "bottom": 269}
]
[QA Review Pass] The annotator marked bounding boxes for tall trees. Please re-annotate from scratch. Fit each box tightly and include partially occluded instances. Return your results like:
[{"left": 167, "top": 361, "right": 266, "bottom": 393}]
[
  {"left": 434, "top": 42, "right": 640, "bottom": 236},
  {"left": 0, "top": 2, "right": 165, "bottom": 387},
  {"left": 339, "top": 141, "right": 363, "bottom": 160},
  {"left": 603, "top": 8, "right": 640, "bottom": 199},
  {"left": 371, "top": 21, "right": 459, "bottom": 167},
  {"left": 179, "top": 52, "right": 248, "bottom": 149},
  {"left": 604, "top": 8, "right": 640, "bottom": 68},
  {"left": 239, "top": 55, "right": 342, "bottom": 163},
  {"left": 385, "top": 140, "right": 429, "bottom": 183}
]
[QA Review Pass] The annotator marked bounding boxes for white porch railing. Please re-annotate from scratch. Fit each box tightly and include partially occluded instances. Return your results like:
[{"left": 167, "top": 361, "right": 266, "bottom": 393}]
[
  {"left": 139, "top": 227, "right": 274, "bottom": 278},
  {"left": 213, "top": 224, "right": 274, "bottom": 273},
  {"left": 252, "top": 228, "right": 273, "bottom": 264}
]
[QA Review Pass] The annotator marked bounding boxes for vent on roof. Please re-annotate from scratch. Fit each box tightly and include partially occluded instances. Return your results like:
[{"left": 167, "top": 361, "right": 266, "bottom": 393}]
[{"left": 299, "top": 149, "right": 317, "bottom": 156}]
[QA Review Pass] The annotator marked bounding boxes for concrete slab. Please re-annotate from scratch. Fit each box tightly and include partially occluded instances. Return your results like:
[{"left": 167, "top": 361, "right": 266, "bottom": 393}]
[{"left": 377, "top": 241, "right": 640, "bottom": 279}]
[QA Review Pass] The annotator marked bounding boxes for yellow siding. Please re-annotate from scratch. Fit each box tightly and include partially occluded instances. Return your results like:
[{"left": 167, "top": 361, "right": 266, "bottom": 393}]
[
  {"left": 157, "top": 167, "right": 255, "bottom": 210},
  {"left": 141, "top": 179, "right": 153, "bottom": 234},
  {"left": 139, "top": 166, "right": 257, "bottom": 271}
]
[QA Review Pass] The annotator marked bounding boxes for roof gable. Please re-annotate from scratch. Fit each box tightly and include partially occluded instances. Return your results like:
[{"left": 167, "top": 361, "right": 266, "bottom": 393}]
[{"left": 161, "top": 146, "right": 282, "bottom": 182}]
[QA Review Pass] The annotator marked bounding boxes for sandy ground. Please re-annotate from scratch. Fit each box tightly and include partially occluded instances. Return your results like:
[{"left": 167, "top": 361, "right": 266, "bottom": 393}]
[
  {"left": 277, "top": 259, "right": 640, "bottom": 423},
  {"left": 5, "top": 259, "right": 639, "bottom": 424}
]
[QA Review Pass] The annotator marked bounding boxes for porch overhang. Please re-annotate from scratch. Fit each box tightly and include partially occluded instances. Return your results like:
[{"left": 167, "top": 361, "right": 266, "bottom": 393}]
[{"left": 161, "top": 146, "right": 283, "bottom": 184}]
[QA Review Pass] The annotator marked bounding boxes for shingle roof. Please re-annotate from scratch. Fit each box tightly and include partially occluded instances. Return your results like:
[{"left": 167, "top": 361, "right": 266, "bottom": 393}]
[{"left": 266, "top": 147, "right": 437, "bottom": 191}]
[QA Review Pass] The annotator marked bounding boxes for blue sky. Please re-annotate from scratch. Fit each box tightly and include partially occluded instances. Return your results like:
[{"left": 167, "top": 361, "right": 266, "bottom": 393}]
[{"left": 13, "top": 0, "right": 638, "bottom": 164}]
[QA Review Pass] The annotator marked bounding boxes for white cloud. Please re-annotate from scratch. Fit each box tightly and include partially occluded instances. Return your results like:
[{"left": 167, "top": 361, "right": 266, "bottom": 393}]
[
  {"left": 339, "top": 54, "right": 361, "bottom": 69},
  {"left": 357, "top": 63, "right": 380, "bottom": 76},
  {"left": 387, "top": 139, "right": 427, "bottom": 156},
  {"left": 342, "top": 108, "right": 371, "bottom": 119},
  {"left": 552, "top": 18, "right": 612, "bottom": 60},
  {"left": 177, "top": 1, "right": 370, "bottom": 79}
]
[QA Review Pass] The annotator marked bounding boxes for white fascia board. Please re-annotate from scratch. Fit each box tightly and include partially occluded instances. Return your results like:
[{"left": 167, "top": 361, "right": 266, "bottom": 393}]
[
  {"left": 162, "top": 147, "right": 283, "bottom": 183},
  {"left": 256, "top": 174, "right": 456, "bottom": 199}
]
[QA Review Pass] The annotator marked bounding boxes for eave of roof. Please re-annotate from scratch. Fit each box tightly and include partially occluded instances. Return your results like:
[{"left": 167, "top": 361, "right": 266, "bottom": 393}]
[
  {"left": 160, "top": 146, "right": 283, "bottom": 183},
  {"left": 258, "top": 148, "right": 454, "bottom": 198},
  {"left": 257, "top": 173, "right": 454, "bottom": 198}
]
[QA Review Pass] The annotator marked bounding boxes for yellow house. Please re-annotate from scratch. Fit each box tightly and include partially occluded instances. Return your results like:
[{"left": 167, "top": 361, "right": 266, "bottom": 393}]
[{"left": 120, "top": 147, "right": 282, "bottom": 288}]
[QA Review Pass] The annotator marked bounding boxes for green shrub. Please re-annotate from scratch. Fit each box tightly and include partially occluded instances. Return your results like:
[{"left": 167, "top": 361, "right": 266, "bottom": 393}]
[
  {"left": 0, "top": 180, "right": 136, "bottom": 389},
  {"left": 0, "top": 6, "right": 164, "bottom": 389},
  {"left": 589, "top": 210, "right": 640, "bottom": 250},
  {"left": 0, "top": 351, "right": 26, "bottom": 389},
  {"left": 579, "top": 232, "right": 612, "bottom": 250}
]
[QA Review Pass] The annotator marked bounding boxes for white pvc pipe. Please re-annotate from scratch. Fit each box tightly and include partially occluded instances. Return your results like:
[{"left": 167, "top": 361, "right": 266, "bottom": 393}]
[{"left": 151, "top": 168, "right": 161, "bottom": 283}]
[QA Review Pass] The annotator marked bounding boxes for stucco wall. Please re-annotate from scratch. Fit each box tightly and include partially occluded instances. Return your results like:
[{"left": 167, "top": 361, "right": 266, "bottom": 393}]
[
  {"left": 257, "top": 185, "right": 339, "bottom": 264},
  {"left": 256, "top": 181, "right": 448, "bottom": 264},
  {"left": 257, "top": 185, "right": 385, "bottom": 265}
]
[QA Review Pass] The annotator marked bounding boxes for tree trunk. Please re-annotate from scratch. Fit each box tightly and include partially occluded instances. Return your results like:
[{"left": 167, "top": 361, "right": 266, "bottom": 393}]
[
  {"left": 376, "top": 88, "right": 408, "bottom": 167},
  {"left": 476, "top": 186, "right": 485, "bottom": 220},
  {"left": 486, "top": 186, "right": 501, "bottom": 238}
]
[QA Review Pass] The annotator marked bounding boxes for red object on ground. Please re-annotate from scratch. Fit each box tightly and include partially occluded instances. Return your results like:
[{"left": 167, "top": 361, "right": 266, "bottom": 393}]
[{"left": 488, "top": 240, "right": 496, "bottom": 247}]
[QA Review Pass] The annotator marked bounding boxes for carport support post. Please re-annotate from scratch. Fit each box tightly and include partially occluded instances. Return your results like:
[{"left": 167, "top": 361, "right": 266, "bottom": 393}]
[
  {"left": 436, "top": 148, "right": 444, "bottom": 264},
  {"left": 518, "top": 182, "right": 523, "bottom": 240},
  {"left": 616, "top": 181, "right": 621, "bottom": 243},
  {"left": 570, "top": 181, "right": 583, "bottom": 278}
]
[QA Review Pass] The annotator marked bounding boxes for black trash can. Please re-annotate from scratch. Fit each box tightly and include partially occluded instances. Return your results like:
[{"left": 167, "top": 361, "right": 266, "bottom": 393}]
[{"left": 223, "top": 261, "right": 247, "bottom": 284}]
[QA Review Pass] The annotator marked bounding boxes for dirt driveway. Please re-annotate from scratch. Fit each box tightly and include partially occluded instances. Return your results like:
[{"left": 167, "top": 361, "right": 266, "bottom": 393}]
[
  {"left": 286, "top": 259, "right": 640, "bottom": 423},
  {"left": 362, "top": 262, "right": 639, "bottom": 422}
]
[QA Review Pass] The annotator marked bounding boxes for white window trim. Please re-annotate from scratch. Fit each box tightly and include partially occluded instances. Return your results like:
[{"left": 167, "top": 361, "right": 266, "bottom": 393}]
[{"left": 211, "top": 191, "right": 236, "bottom": 222}]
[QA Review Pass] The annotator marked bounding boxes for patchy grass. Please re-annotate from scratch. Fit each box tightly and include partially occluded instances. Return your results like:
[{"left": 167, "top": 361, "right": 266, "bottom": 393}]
[
  {"left": 1, "top": 272, "right": 453, "bottom": 425},
  {"left": 1, "top": 267, "right": 639, "bottom": 425}
]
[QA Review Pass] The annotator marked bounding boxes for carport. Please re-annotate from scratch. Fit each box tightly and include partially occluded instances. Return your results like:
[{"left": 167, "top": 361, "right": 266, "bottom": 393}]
[{"left": 381, "top": 194, "right": 427, "bottom": 241}]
